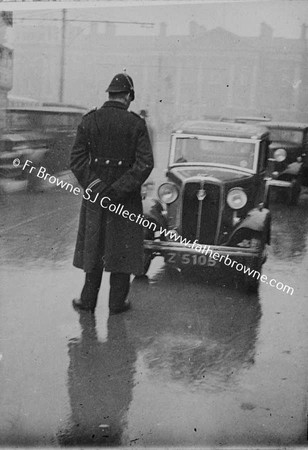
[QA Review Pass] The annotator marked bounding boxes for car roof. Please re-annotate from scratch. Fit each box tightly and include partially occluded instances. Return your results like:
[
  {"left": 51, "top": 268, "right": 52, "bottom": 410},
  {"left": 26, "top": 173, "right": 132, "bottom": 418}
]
[
  {"left": 1, "top": 133, "right": 26, "bottom": 142},
  {"left": 265, "top": 122, "right": 308, "bottom": 131},
  {"left": 225, "top": 117, "right": 308, "bottom": 131},
  {"left": 233, "top": 116, "right": 272, "bottom": 123},
  {"left": 6, "top": 106, "right": 87, "bottom": 115},
  {"left": 0, "top": 131, "right": 47, "bottom": 141},
  {"left": 173, "top": 120, "right": 269, "bottom": 139},
  {"left": 233, "top": 116, "right": 308, "bottom": 131}
]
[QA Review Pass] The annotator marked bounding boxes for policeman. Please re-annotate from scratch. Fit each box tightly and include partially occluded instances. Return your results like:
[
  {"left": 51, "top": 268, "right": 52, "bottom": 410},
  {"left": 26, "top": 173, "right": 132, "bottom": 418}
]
[{"left": 70, "top": 73, "right": 154, "bottom": 314}]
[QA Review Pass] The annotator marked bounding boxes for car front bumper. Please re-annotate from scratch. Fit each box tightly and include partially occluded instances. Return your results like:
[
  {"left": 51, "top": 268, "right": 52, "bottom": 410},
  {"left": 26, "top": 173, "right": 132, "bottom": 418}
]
[{"left": 144, "top": 239, "right": 260, "bottom": 259}]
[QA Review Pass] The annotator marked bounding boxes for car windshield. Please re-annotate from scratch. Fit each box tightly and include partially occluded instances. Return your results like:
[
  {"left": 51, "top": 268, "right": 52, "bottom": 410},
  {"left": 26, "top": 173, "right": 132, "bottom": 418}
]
[
  {"left": 173, "top": 137, "right": 256, "bottom": 170},
  {"left": 269, "top": 128, "right": 303, "bottom": 145}
]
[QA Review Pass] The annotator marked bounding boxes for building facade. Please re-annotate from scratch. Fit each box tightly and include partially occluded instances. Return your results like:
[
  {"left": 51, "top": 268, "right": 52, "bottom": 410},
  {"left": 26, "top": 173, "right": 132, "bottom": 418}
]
[
  {"left": 11, "top": 15, "right": 308, "bottom": 134},
  {"left": 0, "top": 12, "right": 13, "bottom": 130}
]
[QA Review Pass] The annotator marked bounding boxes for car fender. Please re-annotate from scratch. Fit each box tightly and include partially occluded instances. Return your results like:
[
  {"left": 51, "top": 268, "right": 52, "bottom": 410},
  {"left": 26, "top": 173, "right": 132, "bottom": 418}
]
[
  {"left": 142, "top": 197, "right": 168, "bottom": 232},
  {"left": 228, "top": 208, "right": 271, "bottom": 244},
  {"left": 278, "top": 161, "right": 303, "bottom": 179}
]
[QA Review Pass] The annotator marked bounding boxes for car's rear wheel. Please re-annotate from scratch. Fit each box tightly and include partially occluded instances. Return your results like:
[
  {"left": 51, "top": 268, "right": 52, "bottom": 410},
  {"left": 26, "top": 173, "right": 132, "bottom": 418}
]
[
  {"left": 288, "top": 179, "right": 301, "bottom": 205},
  {"left": 143, "top": 252, "right": 152, "bottom": 275},
  {"left": 301, "top": 166, "right": 308, "bottom": 187}
]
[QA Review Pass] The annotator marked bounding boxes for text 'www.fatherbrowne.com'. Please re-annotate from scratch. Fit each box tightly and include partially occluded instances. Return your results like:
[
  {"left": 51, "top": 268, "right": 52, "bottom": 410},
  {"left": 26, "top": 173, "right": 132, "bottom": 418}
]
[
  {"left": 15, "top": 159, "right": 294, "bottom": 296},
  {"left": 156, "top": 224, "right": 294, "bottom": 296}
]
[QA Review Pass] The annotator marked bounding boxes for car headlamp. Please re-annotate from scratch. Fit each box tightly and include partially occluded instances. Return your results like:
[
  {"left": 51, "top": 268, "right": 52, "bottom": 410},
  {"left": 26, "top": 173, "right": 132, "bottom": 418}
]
[
  {"left": 273, "top": 148, "right": 287, "bottom": 162},
  {"left": 227, "top": 188, "right": 247, "bottom": 210},
  {"left": 158, "top": 182, "right": 179, "bottom": 204}
]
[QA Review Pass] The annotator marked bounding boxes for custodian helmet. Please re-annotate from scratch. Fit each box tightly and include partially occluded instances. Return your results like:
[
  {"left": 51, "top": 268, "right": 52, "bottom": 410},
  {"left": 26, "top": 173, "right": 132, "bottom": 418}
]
[{"left": 106, "top": 73, "right": 135, "bottom": 101}]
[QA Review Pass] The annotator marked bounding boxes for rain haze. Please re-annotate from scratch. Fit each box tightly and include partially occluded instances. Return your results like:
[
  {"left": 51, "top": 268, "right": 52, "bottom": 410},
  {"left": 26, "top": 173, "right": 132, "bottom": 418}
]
[{"left": 0, "top": 0, "right": 308, "bottom": 447}]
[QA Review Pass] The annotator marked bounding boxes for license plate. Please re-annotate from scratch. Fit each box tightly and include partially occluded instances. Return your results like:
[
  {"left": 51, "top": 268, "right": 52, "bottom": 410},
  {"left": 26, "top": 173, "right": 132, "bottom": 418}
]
[{"left": 165, "top": 252, "right": 218, "bottom": 267}]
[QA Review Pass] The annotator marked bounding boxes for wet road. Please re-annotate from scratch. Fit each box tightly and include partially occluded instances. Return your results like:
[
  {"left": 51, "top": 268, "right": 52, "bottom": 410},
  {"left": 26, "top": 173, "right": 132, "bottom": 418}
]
[{"left": 0, "top": 187, "right": 308, "bottom": 447}]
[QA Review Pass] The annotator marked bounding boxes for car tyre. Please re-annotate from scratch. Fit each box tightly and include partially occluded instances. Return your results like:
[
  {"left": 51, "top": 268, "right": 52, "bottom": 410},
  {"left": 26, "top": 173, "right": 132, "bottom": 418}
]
[
  {"left": 288, "top": 180, "right": 301, "bottom": 206},
  {"left": 143, "top": 252, "right": 152, "bottom": 275},
  {"left": 243, "top": 240, "right": 267, "bottom": 293},
  {"left": 141, "top": 227, "right": 155, "bottom": 276},
  {"left": 243, "top": 257, "right": 262, "bottom": 293}
]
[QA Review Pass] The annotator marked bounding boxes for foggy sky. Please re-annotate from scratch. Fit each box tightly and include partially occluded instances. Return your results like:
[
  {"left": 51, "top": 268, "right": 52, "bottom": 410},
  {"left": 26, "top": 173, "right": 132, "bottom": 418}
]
[{"left": 12, "top": 0, "right": 308, "bottom": 39}]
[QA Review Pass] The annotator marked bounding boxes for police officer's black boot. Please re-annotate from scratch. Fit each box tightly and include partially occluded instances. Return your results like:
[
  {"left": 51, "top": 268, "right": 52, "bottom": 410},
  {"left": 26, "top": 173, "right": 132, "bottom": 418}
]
[
  {"left": 109, "top": 273, "right": 131, "bottom": 315},
  {"left": 72, "top": 269, "right": 103, "bottom": 313}
]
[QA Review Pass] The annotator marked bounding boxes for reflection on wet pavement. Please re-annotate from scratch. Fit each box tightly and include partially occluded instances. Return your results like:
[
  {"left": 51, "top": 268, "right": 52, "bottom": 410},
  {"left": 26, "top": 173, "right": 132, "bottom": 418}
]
[
  {"left": 270, "top": 202, "right": 308, "bottom": 260},
  {"left": 124, "top": 272, "right": 261, "bottom": 446},
  {"left": 58, "top": 313, "right": 136, "bottom": 446},
  {"left": 0, "top": 190, "right": 307, "bottom": 446},
  {"left": 0, "top": 191, "right": 79, "bottom": 267},
  {"left": 130, "top": 271, "right": 261, "bottom": 393}
]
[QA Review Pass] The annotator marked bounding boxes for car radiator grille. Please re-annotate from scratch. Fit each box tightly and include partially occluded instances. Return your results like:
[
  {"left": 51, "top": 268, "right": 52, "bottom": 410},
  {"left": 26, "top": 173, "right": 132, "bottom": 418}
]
[{"left": 181, "top": 182, "right": 221, "bottom": 244}]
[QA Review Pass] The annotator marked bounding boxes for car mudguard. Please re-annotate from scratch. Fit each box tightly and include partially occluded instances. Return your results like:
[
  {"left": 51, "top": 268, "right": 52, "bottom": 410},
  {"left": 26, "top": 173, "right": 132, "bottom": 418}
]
[
  {"left": 142, "top": 197, "right": 168, "bottom": 231},
  {"left": 278, "top": 161, "right": 303, "bottom": 179},
  {"left": 228, "top": 207, "right": 271, "bottom": 245}
]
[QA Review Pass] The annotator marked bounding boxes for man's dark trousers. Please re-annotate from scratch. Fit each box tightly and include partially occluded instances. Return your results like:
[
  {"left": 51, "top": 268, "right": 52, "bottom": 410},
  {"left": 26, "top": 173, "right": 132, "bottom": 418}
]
[{"left": 80, "top": 269, "right": 130, "bottom": 312}]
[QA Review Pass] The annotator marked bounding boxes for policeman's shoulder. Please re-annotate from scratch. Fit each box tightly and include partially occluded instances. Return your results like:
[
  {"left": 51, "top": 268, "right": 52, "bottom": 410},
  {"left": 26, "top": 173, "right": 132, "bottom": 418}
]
[
  {"left": 83, "top": 107, "right": 97, "bottom": 118},
  {"left": 130, "top": 110, "right": 145, "bottom": 122}
]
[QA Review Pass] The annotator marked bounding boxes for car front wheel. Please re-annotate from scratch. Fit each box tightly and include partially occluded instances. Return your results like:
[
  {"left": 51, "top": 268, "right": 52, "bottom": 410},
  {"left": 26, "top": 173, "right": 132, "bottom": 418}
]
[
  {"left": 141, "top": 228, "right": 155, "bottom": 276},
  {"left": 242, "top": 241, "right": 267, "bottom": 293}
]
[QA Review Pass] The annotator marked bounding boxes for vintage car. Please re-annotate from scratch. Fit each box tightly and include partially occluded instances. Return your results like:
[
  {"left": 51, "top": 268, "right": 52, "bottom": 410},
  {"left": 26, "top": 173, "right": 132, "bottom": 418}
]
[
  {"left": 5, "top": 104, "right": 86, "bottom": 173},
  {"left": 233, "top": 118, "right": 308, "bottom": 205},
  {"left": 0, "top": 132, "right": 49, "bottom": 191},
  {"left": 142, "top": 120, "right": 272, "bottom": 291},
  {"left": 265, "top": 122, "right": 308, "bottom": 205}
]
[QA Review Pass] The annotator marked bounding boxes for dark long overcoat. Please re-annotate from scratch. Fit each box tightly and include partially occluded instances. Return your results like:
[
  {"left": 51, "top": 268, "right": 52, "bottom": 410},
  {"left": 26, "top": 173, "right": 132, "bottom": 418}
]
[{"left": 70, "top": 100, "right": 153, "bottom": 275}]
